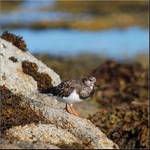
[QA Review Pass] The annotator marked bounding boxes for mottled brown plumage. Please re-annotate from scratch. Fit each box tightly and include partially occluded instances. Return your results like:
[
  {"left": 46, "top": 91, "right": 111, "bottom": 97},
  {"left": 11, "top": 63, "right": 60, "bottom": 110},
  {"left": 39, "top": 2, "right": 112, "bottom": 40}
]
[
  {"left": 39, "top": 76, "right": 96, "bottom": 116},
  {"left": 40, "top": 76, "right": 96, "bottom": 99}
]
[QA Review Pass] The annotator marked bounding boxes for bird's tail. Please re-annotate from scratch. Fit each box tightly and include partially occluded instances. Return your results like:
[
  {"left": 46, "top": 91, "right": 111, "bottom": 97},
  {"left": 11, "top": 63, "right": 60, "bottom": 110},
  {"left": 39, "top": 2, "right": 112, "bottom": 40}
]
[{"left": 38, "top": 88, "right": 52, "bottom": 94}]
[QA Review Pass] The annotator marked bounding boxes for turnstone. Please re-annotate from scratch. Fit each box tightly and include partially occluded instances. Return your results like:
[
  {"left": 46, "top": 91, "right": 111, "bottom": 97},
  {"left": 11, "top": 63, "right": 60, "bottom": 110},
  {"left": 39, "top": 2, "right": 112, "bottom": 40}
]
[{"left": 39, "top": 76, "right": 96, "bottom": 116}]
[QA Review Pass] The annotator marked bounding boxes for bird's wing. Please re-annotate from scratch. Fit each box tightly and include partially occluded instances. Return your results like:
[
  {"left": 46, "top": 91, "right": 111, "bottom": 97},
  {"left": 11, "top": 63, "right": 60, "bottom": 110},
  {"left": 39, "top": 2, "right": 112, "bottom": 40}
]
[{"left": 39, "top": 80, "right": 75, "bottom": 97}]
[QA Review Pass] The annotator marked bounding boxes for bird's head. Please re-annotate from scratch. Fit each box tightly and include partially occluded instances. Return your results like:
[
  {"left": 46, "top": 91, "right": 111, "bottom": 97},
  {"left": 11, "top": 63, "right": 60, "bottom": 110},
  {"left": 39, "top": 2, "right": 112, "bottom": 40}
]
[{"left": 82, "top": 76, "right": 96, "bottom": 87}]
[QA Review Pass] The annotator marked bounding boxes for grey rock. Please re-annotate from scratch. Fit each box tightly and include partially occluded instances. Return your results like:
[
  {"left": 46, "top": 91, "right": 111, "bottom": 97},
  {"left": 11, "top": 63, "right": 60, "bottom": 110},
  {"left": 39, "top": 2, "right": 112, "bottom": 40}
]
[
  {"left": 5, "top": 123, "right": 81, "bottom": 149},
  {"left": 0, "top": 138, "right": 22, "bottom": 149},
  {"left": 0, "top": 38, "right": 61, "bottom": 96},
  {"left": 0, "top": 137, "right": 59, "bottom": 149}
]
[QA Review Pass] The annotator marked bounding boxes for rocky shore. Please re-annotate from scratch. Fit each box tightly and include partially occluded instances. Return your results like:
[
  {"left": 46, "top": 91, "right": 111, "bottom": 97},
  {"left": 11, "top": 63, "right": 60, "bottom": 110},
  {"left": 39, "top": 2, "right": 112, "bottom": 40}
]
[{"left": 0, "top": 33, "right": 118, "bottom": 149}]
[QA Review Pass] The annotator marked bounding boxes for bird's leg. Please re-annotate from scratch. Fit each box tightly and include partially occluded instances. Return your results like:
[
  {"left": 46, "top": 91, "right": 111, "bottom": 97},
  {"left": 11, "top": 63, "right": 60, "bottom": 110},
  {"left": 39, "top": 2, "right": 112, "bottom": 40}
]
[
  {"left": 70, "top": 104, "right": 79, "bottom": 116},
  {"left": 65, "top": 103, "right": 74, "bottom": 114},
  {"left": 65, "top": 103, "right": 79, "bottom": 116}
]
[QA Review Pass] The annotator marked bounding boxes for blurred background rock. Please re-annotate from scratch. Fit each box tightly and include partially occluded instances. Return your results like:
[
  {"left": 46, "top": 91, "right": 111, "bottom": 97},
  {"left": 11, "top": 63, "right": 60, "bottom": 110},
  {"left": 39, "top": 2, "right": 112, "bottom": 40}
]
[{"left": 0, "top": 0, "right": 149, "bottom": 148}]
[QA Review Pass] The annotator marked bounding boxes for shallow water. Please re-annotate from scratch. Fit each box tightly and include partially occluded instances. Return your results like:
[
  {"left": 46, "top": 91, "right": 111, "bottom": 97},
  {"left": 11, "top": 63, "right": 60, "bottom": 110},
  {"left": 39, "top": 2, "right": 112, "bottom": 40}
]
[
  {"left": 1, "top": 27, "right": 148, "bottom": 59},
  {"left": 0, "top": 1, "right": 82, "bottom": 25},
  {"left": 0, "top": 1, "right": 149, "bottom": 59}
]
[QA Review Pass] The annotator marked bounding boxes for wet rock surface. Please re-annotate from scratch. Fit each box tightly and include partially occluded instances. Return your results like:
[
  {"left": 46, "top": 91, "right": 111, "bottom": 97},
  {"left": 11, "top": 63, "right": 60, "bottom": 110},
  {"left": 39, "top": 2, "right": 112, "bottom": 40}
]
[{"left": 0, "top": 36, "right": 118, "bottom": 149}]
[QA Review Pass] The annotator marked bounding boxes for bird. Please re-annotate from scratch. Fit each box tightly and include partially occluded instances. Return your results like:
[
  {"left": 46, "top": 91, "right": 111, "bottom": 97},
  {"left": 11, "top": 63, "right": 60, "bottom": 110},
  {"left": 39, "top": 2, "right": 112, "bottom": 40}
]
[{"left": 39, "top": 76, "right": 96, "bottom": 116}]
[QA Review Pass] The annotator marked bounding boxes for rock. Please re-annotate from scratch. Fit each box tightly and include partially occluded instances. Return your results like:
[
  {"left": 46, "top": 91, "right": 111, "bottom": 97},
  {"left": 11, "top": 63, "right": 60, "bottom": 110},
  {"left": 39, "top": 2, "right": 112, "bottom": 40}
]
[
  {"left": 0, "top": 38, "right": 61, "bottom": 96},
  {"left": 0, "top": 144, "right": 22, "bottom": 149},
  {"left": 0, "top": 37, "right": 119, "bottom": 149},
  {"left": 0, "top": 138, "right": 59, "bottom": 149},
  {"left": 0, "top": 138, "right": 22, "bottom": 149},
  {"left": 5, "top": 123, "right": 82, "bottom": 149}
]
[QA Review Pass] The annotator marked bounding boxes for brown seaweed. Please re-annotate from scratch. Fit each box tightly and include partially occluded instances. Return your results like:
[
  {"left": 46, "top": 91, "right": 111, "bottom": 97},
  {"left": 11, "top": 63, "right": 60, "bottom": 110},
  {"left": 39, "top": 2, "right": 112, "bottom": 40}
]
[
  {"left": 0, "top": 85, "right": 47, "bottom": 134},
  {"left": 1, "top": 31, "right": 28, "bottom": 52},
  {"left": 89, "top": 60, "right": 149, "bottom": 148},
  {"left": 22, "top": 61, "right": 52, "bottom": 91}
]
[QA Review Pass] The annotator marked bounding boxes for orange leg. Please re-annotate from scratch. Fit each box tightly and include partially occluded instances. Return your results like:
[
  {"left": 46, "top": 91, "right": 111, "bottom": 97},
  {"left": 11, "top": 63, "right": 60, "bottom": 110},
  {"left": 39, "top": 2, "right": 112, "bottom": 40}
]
[
  {"left": 65, "top": 103, "right": 79, "bottom": 116},
  {"left": 70, "top": 104, "right": 79, "bottom": 116},
  {"left": 65, "top": 103, "right": 73, "bottom": 114}
]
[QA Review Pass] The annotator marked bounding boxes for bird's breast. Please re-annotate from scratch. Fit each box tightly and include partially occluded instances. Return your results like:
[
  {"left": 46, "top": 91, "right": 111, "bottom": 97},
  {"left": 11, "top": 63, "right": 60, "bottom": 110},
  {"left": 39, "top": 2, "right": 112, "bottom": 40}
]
[{"left": 57, "top": 89, "right": 82, "bottom": 103}]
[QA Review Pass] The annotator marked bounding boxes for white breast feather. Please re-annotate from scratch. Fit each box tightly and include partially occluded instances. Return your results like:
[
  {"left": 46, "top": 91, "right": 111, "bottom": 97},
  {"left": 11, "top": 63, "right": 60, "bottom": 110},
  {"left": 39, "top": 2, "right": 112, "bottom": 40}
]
[
  {"left": 90, "top": 85, "right": 94, "bottom": 90},
  {"left": 57, "top": 89, "right": 82, "bottom": 103}
]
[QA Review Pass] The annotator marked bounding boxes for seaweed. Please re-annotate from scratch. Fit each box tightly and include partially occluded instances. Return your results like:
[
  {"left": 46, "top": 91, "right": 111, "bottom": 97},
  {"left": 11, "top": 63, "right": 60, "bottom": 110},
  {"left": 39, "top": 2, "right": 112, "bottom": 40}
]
[
  {"left": 88, "top": 101, "right": 149, "bottom": 148},
  {"left": 88, "top": 60, "right": 149, "bottom": 148},
  {"left": 22, "top": 61, "right": 52, "bottom": 91},
  {"left": 1, "top": 31, "right": 27, "bottom": 52},
  {"left": 91, "top": 60, "right": 148, "bottom": 106},
  {"left": 0, "top": 85, "right": 47, "bottom": 134}
]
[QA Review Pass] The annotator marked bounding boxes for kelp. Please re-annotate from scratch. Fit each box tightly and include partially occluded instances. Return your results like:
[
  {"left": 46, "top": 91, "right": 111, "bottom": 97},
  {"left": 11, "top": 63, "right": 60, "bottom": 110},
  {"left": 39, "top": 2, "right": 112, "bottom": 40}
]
[
  {"left": 89, "top": 60, "right": 149, "bottom": 148},
  {"left": 88, "top": 101, "right": 148, "bottom": 148},
  {"left": 91, "top": 60, "right": 148, "bottom": 106}
]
